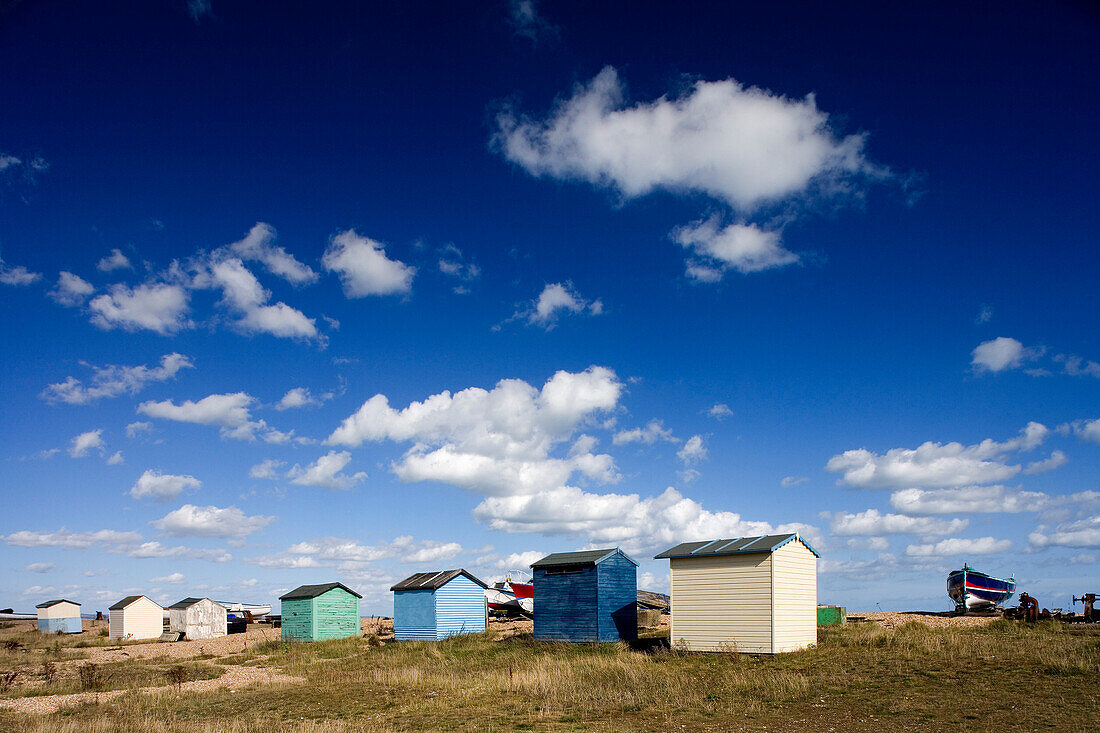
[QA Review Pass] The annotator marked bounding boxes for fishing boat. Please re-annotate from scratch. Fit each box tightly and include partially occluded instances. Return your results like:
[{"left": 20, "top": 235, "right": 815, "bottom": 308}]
[
  {"left": 0, "top": 609, "right": 35, "bottom": 621},
  {"left": 947, "top": 564, "right": 1016, "bottom": 611},
  {"left": 485, "top": 578, "right": 533, "bottom": 615}
]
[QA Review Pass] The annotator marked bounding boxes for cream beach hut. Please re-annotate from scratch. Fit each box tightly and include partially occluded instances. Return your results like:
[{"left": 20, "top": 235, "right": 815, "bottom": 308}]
[{"left": 108, "top": 595, "right": 164, "bottom": 640}]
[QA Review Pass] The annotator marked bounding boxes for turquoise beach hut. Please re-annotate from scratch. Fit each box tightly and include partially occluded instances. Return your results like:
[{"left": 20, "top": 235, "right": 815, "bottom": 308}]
[
  {"left": 279, "top": 582, "right": 361, "bottom": 642},
  {"left": 391, "top": 569, "right": 487, "bottom": 641}
]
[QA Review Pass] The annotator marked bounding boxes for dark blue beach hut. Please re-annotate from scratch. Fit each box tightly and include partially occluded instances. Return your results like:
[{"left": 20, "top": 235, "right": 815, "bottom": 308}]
[
  {"left": 391, "top": 569, "right": 488, "bottom": 641},
  {"left": 531, "top": 548, "right": 638, "bottom": 642}
]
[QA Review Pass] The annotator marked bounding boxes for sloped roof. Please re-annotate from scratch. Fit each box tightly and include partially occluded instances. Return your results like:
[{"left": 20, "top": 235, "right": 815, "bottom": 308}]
[
  {"left": 531, "top": 548, "right": 639, "bottom": 568},
  {"left": 168, "top": 597, "right": 223, "bottom": 610},
  {"left": 391, "top": 569, "right": 487, "bottom": 591},
  {"left": 108, "top": 595, "right": 158, "bottom": 611},
  {"left": 35, "top": 599, "right": 80, "bottom": 609},
  {"left": 279, "top": 582, "right": 362, "bottom": 600},
  {"left": 654, "top": 533, "right": 820, "bottom": 559}
]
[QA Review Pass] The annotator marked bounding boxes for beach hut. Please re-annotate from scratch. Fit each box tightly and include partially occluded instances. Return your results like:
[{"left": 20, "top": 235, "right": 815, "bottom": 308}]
[
  {"left": 168, "top": 597, "right": 228, "bottom": 640},
  {"left": 391, "top": 569, "right": 488, "bottom": 641},
  {"left": 279, "top": 582, "right": 361, "bottom": 642},
  {"left": 35, "top": 599, "right": 82, "bottom": 634},
  {"left": 654, "top": 533, "right": 819, "bottom": 654},
  {"left": 531, "top": 548, "right": 638, "bottom": 643},
  {"left": 108, "top": 595, "right": 164, "bottom": 640}
]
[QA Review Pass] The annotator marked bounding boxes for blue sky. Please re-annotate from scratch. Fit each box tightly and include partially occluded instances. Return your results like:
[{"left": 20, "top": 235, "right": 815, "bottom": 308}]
[{"left": 1, "top": 0, "right": 1097, "bottom": 615}]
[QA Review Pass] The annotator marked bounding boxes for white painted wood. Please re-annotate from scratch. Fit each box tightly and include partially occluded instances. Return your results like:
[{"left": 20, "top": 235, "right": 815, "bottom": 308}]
[
  {"left": 109, "top": 596, "right": 164, "bottom": 640},
  {"left": 37, "top": 601, "right": 80, "bottom": 620}
]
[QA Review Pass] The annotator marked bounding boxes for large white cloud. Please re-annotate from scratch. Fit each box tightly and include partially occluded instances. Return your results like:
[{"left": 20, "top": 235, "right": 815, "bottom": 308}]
[
  {"left": 495, "top": 66, "right": 875, "bottom": 212},
  {"left": 130, "top": 469, "right": 202, "bottom": 502},
  {"left": 203, "top": 257, "right": 319, "bottom": 340},
  {"left": 825, "top": 422, "right": 1048, "bottom": 489},
  {"left": 828, "top": 509, "right": 968, "bottom": 536},
  {"left": 41, "top": 353, "right": 193, "bottom": 405},
  {"left": 322, "top": 230, "right": 415, "bottom": 297},
  {"left": 137, "top": 391, "right": 282, "bottom": 441},
  {"left": 88, "top": 282, "right": 191, "bottom": 334},
  {"left": 228, "top": 222, "right": 318, "bottom": 285},
  {"left": 1029, "top": 515, "right": 1100, "bottom": 549},
  {"left": 288, "top": 450, "right": 367, "bottom": 490},
  {"left": 905, "top": 537, "right": 1012, "bottom": 557},
  {"left": 152, "top": 504, "right": 274, "bottom": 538}
]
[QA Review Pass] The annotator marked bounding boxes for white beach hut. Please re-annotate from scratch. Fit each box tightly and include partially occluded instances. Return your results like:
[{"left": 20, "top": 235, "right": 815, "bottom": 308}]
[
  {"left": 655, "top": 533, "right": 819, "bottom": 654},
  {"left": 168, "top": 597, "right": 228, "bottom": 640},
  {"left": 108, "top": 595, "right": 164, "bottom": 640}
]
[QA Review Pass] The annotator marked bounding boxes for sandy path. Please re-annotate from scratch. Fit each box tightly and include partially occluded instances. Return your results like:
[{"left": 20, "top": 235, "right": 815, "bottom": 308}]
[{"left": 0, "top": 664, "right": 303, "bottom": 715}]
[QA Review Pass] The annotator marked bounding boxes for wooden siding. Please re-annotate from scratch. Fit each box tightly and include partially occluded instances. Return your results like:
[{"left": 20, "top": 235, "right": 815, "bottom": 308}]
[
  {"left": 434, "top": 574, "right": 486, "bottom": 639},
  {"left": 670, "top": 553, "right": 773, "bottom": 653},
  {"left": 394, "top": 589, "right": 436, "bottom": 641},
  {"left": 37, "top": 602, "right": 80, "bottom": 620},
  {"left": 533, "top": 565, "right": 599, "bottom": 642},
  {"left": 281, "top": 597, "right": 314, "bottom": 641},
  {"left": 596, "top": 553, "right": 638, "bottom": 642},
  {"left": 110, "top": 596, "right": 163, "bottom": 640},
  {"left": 169, "top": 599, "right": 227, "bottom": 640},
  {"left": 313, "top": 587, "right": 360, "bottom": 641},
  {"left": 38, "top": 617, "right": 82, "bottom": 633},
  {"left": 771, "top": 540, "right": 817, "bottom": 652}
]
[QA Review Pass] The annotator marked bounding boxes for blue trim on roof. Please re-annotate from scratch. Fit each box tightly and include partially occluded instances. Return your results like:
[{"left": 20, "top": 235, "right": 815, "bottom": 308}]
[{"left": 769, "top": 534, "right": 820, "bottom": 558}]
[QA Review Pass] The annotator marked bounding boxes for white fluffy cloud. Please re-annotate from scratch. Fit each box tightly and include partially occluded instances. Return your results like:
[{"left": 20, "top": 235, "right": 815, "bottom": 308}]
[
  {"left": 249, "top": 535, "right": 462, "bottom": 570},
  {"left": 88, "top": 282, "right": 191, "bottom": 334},
  {"left": 203, "top": 257, "right": 319, "bottom": 340},
  {"left": 249, "top": 459, "right": 285, "bottom": 480},
  {"left": 1023, "top": 450, "right": 1068, "bottom": 475},
  {"left": 96, "top": 248, "right": 132, "bottom": 272},
  {"left": 228, "top": 222, "right": 318, "bottom": 285},
  {"left": 49, "top": 271, "right": 95, "bottom": 307},
  {"left": 275, "top": 387, "right": 322, "bottom": 410},
  {"left": 677, "top": 435, "right": 707, "bottom": 464},
  {"left": 1029, "top": 515, "right": 1100, "bottom": 549},
  {"left": 707, "top": 403, "right": 733, "bottom": 420},
  {"left": 889, "top": 486, "right": 1049, "bottom": 515},
  {"left": 41, "top": 353, "right": 193, "bottom": 405},
  {"left": 322, "top": 230, "right": 415, "bottom": 297},
  {"left": 1061, "top": 418, "right": 1100, "bottom": 445},
  {"left": 906, "top": 537, "right": 1012, "bottom": 557},
  {"left": 514, "top": 282, "right": 603, "bottom": 329},
  {"left": 24, "top": 562, "right": 55, "bottom": 573},
  {"left": 69, "top": 429, "right": 105, "bottom": 458},
  {"left": 138, "top": 392, "right": 274, "bottom": 441},
  {"left": 150, "top": 572, "right": 186, "bottom": 584},
  {"left": 0, "top": 259, "right": 41, "bottom": 286},
  {"left": 288, "top": 450, "right": 367, "bottom": 490},
  {"left": 130, "top": 469, "right": 202, "bottom": 501},
  {"left": 613, "top": 419, "right": 676, "bottom": 446},
  {"left": 825, "top": 422, "right": 1048, "bottom": 489},
  {"left": 495, "top": 66, "right": 874, "bottom": 213},
  {"left": 829, "top": 509, "right": 968, "bottom": 536},
  {"left": 971, "top": 336, "right": 1038, "bottom": 373},
  {"left": 674, "top": 217, "right": 797, "bottom": 279},
  {"left": 126, "top": 421, "right": 153, "bottom": 439},
  {"left": 152, "top": 504, "right": 274, "bottom": 538}
]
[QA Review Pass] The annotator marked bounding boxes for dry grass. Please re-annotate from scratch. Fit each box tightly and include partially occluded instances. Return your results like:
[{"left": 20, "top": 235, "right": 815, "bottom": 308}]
[{"left": 0, "top": 619, "right": 1095, "bottom": 731}]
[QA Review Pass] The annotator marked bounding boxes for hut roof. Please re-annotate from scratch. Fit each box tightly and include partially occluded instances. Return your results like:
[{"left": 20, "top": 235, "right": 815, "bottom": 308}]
[
  {"left": 279, "top": 582, "right": 362, "bottom": 600},
  {"left": 168, "top": 597, "right": 221, "bottom": 610},
  {"left": 654, "top": 533, "right": 819, "bottom": 559},
  {"left": 390, "top": 569, "right": 486, "bottom": 591},
  {"left": 108, "top": 595, "right": 151, "bottom": 610},
  {"left": 35, "top": 599, "right": 80, "bottom": 609},
  {"left": 530, "top": 548, "right": 638, "bottom": 568}
]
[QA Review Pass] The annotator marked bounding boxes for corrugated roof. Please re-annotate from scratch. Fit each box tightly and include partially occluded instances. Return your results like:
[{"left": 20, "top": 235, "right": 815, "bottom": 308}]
[
  {"left": 530, "top": 548, "right": 639, "bottom": 568},
  {"left": 34, "top": 599, "right": 80, "bottom": 609},
  {"left": 279, "top": 582, "right": 362, "bottom": 600},
  {"left": 167, "top": 597, "right": 221, "bottom": 610},
  {"left": 654, "top": 533, "right": 820, "bottom": 559},
  {"left": 390, "top": 569, "right": 487, "bottom": 592},
  {"left": 108, "top": 595, "right": 146, "bottom": 610}
]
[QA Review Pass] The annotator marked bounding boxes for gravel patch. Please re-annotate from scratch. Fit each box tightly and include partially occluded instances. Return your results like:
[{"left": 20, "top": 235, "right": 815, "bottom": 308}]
[
  {"left": 0, "top": 664, "right": 302, "bottom": 715},
  {"left": 853, "top": 611, "right": 1001, "bottom": 630}
]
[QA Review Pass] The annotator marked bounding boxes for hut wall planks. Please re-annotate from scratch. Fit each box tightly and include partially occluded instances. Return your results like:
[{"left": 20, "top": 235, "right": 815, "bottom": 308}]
[
  {"left": 434, "top": 573, "right": 486, "bottom": 639},
  {"left": 596, "top": 553, "right": 638, "bottom": 642}
]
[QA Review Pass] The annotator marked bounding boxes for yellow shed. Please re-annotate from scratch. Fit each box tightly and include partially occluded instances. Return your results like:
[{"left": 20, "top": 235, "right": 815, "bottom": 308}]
[
  {"left": 108, "top": 595, "right": 164, "bottom": 640},
  {"left": 655, "top": 533, "right": 818, "bottom": 654}
]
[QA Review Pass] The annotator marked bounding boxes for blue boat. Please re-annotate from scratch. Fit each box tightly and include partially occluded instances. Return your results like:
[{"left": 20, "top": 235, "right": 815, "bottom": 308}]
[{"left": 947, "top": 564, "right": 1016, "bottom": 611}]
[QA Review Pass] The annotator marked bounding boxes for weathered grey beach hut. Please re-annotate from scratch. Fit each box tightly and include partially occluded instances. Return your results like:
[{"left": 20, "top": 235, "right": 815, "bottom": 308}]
[
  {"left": 108, "top": 595, "right": 164, "bottom": 640},
  {"left": 531, "top": 548, "right": 638, "bottom": 642},
  {"left": 655, "top": 533, "right": 819, "bottom": 653},
  {"left": 279, "top": 582, "right": 361, "bottom": 642},
  {"left": 391, "top": 569, "right": 488, "bottom": 640},
  {"left": 168, "top": 597, "right": 228, "bottom": 640},
  {"left": 35, "top": 599, "right": 81, "bottom": 633}
]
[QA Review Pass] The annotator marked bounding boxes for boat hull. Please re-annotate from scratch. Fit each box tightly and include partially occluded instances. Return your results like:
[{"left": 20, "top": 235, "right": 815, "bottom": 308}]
[{"left": 948, "top": 567, "right": 1016, "bottom": 610}]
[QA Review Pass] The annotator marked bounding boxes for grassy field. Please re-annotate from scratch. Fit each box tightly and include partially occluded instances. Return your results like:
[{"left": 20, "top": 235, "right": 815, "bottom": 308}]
[{"left": 0, "top": 619, "right": 1096, "bottom": 731}]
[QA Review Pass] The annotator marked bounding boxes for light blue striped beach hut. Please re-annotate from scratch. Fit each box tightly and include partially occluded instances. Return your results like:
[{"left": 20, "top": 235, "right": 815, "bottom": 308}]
[{"left": 391, "top": 569, "right": 487, "bottom": 641}]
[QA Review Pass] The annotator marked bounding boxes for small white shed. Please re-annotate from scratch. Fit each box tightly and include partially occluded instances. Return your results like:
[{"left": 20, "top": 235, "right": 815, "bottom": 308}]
[
  {"left": 35, "top": 599, "right": 82, "bottom": 634},
  {"left": 168, "top": 597, "right": 228, "bottom": 640},
  {"left": 655, "top": 533, "right": 819, "bottom": 654},
  {"left": 108, "top": 595, "right": 164, "bottom": 640}
]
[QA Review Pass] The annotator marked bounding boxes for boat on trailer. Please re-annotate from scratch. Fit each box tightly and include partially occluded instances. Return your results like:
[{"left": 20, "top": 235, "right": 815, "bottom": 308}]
[
  {"left": 948, "top": 564, "right": 1016, "bottom": 611},
  {"left": 485, "top": 578, "right": 533, "bottom": 615}
]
